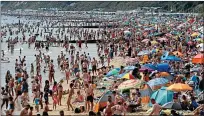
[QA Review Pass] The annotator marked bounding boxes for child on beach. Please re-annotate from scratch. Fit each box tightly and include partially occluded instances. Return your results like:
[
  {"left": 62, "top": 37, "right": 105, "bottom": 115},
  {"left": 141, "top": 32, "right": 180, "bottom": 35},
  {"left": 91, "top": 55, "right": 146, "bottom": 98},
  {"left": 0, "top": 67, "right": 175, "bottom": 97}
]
[
  {"left": 52, "top": 93, "right": 58, "bottom": 110},
  {"left": 73, "top": 90, "right": 84, "bottom": 104}
]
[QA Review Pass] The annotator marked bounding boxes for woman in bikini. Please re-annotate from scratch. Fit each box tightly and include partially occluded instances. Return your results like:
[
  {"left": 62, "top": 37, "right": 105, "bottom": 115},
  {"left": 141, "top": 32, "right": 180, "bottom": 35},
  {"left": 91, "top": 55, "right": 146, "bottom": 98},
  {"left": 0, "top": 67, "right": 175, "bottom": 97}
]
[
  {"left": 58, "top": 83, "right": 63, "bottom": 106},
  {"left": 65, "top": 67, "right": 70, "bottom": 84}
]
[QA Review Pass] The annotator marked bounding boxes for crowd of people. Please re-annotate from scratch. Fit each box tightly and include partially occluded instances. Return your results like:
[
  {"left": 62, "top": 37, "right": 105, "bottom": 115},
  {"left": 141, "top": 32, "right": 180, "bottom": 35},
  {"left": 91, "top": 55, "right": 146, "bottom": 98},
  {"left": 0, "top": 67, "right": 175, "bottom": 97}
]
[{"left": 1, "top": 13, "right": 204, "bottom": 116}]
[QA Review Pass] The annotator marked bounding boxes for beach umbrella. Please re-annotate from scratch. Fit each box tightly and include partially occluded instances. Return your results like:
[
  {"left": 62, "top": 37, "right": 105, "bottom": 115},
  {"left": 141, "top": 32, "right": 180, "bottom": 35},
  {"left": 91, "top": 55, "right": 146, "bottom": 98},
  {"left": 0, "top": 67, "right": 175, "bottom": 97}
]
[
  {"left": 141, "top": 39, "right": 149, "bottom": 43},
  {"left": 191, "top": 32, "right": 199, "bottom": 37},
  {"left": 118, "top": 79, "right": 143, "bottom": 90},
  {"left": 151, "top": 40, "right": 158, "bottom": 44},
  {"left": 106, "top": 68, "right": 120, "bottom": 77},
  {"left": 197, "top": 43, "right": 204, "bottom": 48},
  {"left": 173, "top": 51, "right": 183, "bottom": 57},
  {"left": 147, "top": 78, "right": 169, "bottom": 90},
  {"left": 156, "top": 63, "right": 171, "bottom": 72},
  {"left": 159, "top": 72, "right": 170, "bottom": 77},
  {"left": 121, "top": 73, "right": 135, "bottom": 80},
  {"left": 139, "top": 66, "right": 154, "bottom": 72},
  {"left": 162, "top": 102, "right": 182, "bottom": 110},
  {"left": 158, "top": 37, "right": 168, "bottom": 41},
  {"left": 124, "top": 30, "right": 131, "bottom": 36},
  {"left": 140, "top": 84, "right": 153, "bottom": 104},
  {"left": 117, "top": 72, "right": 126, "bottom": 78},
  {"left": 143, "top": 64, "right": 157, "bottom": 70},
  {"left": 137, "top": 50, "right": 151, "bottom": 56},
  {"left": 192, "top": 53, "right": 204, "bottom": 64},
  {"left": 165, "top": 33, "right": 172, "bottom": 37},
  {"left": 150, "top": 87, "right": 174, "bottom": 106},
  {"left": 94, "top": 90, "right": 125, "bottom": 112},
  {"left": 167, "top": 83, "right": 192, "bottom": 92},
  {"left": 162, "top": 55, "right": 182, "bottom": 62},
  {"left": 124, "top": 66, "right": 136, "bottom": 71}
]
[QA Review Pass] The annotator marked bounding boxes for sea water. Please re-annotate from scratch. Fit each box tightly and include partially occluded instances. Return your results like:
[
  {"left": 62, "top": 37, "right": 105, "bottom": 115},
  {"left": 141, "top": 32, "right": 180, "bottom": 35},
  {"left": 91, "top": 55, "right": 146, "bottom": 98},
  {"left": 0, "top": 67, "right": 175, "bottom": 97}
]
[{"left": 1, "top": 15, "right": 102, "bottom": 87}]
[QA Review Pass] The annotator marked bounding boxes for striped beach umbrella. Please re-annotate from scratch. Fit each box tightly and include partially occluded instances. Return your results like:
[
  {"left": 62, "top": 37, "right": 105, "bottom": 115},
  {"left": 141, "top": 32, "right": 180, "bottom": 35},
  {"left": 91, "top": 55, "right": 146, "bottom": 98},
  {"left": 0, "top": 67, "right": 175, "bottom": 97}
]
[{"left": 118, "top": 79, "right": 143, "bottom": 90}]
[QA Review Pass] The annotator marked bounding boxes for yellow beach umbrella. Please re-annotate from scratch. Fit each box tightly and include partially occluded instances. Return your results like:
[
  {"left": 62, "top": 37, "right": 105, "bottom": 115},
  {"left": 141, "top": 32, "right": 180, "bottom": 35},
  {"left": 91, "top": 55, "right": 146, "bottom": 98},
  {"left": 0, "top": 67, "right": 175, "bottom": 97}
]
[
  {"left": 191, "top": 32, "right": 199, "bottom": 37},
  {"left": 151, "top": 40, "right": 158, "bottom": 44}
]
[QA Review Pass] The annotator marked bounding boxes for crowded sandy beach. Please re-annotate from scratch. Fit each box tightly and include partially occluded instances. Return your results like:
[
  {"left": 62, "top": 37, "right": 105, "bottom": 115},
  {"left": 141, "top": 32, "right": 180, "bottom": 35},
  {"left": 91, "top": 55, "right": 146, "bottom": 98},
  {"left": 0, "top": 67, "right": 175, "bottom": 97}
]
[{"left": 1, "top": 7, "right": 204, "bottom": 116}]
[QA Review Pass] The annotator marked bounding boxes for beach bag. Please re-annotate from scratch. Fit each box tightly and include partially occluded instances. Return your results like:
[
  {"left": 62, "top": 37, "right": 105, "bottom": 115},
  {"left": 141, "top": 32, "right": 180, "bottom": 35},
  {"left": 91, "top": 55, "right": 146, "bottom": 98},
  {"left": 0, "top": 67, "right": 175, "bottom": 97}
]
[{"left": 197, "top": 92, "right": 204, "bottom": 104}]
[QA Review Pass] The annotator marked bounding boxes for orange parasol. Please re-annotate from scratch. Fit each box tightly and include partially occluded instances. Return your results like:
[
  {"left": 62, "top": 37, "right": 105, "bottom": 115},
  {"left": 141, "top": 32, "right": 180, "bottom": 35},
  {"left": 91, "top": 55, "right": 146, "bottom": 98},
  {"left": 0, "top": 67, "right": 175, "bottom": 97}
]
[
  {"left": 159, "top": 72, "right": 170, "bottom": 77},
  {"left": 192, "top": 53, "right": 204, "bottom": 64},
  {"left": 173, "top": 51, "right": 183, "bottom": 57},
  {"left": 167, "top": 83, "right": 192, "bottom": 92}
]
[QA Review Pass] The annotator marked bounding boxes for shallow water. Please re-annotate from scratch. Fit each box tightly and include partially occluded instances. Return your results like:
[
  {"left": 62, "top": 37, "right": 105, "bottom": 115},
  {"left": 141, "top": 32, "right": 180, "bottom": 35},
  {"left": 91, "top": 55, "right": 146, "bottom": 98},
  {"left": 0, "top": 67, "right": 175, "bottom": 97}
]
[{"left": 1, "top": 15, "right": 103, "bottom": 87}]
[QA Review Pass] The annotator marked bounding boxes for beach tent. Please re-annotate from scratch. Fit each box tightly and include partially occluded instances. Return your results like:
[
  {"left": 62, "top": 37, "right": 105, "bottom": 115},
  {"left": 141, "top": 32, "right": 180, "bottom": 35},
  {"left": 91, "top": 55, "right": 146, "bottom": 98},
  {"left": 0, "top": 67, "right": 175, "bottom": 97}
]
[
  {"left": 192, "top": 53, "right": 204, "bottom": 64},
  {"left": 149, "top": 87, "right": 174, "bottom": 106},
  {"left": 156, "top": 63, "right": 171, "bottom": 72},
  {"left": 94, "top": 90, "right": 125, "bottom": 113},
  {"left": 140, "top": 84, "right": 153, "bottom": 104}
]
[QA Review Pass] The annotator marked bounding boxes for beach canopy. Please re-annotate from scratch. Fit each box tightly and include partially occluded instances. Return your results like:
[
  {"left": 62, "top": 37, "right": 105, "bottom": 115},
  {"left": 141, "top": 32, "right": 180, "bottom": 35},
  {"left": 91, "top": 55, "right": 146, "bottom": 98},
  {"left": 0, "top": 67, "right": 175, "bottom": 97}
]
[
  {"left": 192, "top": 53, "right": 204, "bottom": 64},
  {"left": 162, "top": 102, "right": 182, "bottom": 110},
  {"left": 94, "top": 90, "right": 125, "bottom": 113},
  {"left": 147, "top": 78, "right": 169, "bottom": 90},
  {"left": 167, "top": 83, "right": 192, "bottom": 92},
  {"left": 150, "top": 87, "right": 173, "bottom": 106},
  {"left": 118, "top": 79, "right": 143, "bottom": 90}
]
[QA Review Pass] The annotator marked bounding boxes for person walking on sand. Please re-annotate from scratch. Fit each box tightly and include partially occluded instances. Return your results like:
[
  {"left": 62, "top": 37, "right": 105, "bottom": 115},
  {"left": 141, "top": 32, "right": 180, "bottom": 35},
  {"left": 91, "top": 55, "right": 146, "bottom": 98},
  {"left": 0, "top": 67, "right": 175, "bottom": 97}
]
[
  {"left": 85, "top": 82, "right": 94, "bottom": 112},
  {"left": 149, "top": 99, "right": 162, "bottom": 116},
  {"left": 67, "top": 83, "right": 74, "bottom": 111}
]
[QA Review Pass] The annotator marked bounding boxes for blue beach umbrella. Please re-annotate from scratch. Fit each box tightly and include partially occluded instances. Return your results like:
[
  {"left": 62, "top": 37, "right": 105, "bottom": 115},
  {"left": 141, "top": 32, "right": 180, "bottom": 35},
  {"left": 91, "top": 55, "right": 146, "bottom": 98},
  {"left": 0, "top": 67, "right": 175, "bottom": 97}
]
[
  {"left": 106, "top": 68, "right": 120, "bottom": 77},
  {"left": 143, "top": 64, "right": 157, "bottom": 70},
  {"left": 161, "top": 55, "right": 181, "bottom": 62},
  {"left": 149, "top": 87, "right": 174, "bottom": 106},
  {"left": 124, "top": 66, "right": 136, "bottom": 71},
  {"left": 147, "top": 78, "right": 169, "bottom": 90}
]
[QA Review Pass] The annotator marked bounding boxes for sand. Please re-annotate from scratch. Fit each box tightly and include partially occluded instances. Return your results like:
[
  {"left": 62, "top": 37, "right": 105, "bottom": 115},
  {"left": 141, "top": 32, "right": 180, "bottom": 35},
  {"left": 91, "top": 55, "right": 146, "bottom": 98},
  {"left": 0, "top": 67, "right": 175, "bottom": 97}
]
[{"left": 1, "top": 56, "right": 194, "bottom": 116}]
